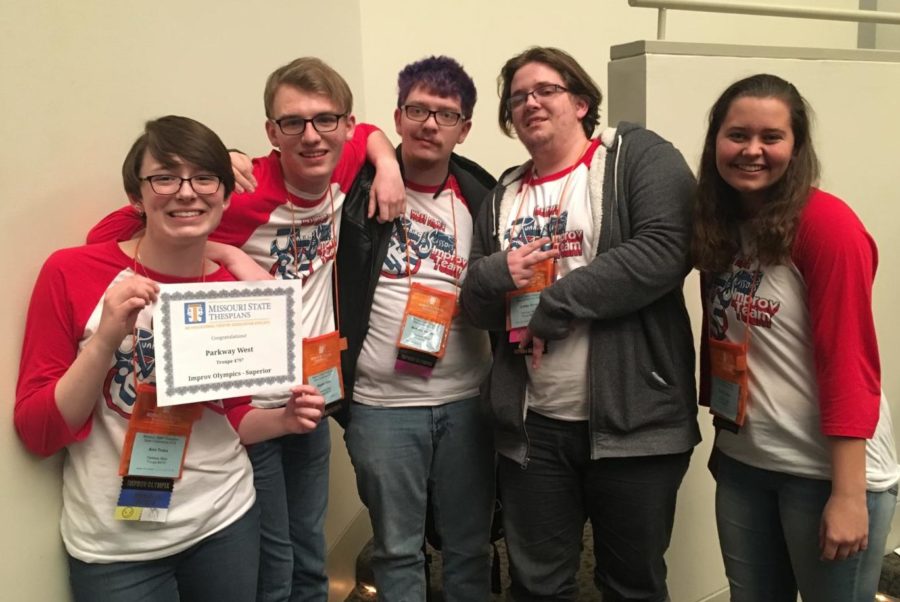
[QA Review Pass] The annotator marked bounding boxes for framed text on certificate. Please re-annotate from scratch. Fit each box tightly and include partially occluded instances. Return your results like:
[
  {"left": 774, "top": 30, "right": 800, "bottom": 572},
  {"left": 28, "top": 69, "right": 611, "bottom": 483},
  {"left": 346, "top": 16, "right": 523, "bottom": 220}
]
[{"left": 153, "top": 280, "right": 302, "bottom": 406}]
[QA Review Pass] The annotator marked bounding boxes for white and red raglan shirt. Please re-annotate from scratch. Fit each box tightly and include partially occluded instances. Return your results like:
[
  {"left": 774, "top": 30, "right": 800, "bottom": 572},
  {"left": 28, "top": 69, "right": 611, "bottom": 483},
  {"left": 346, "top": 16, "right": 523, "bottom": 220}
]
[
  {"left": 352, "top": 178, "right": 491, "bottom": 406},
  {"left": 14, "top": 241, "right": 256, "bottom": 563},
  {"left": 498, "top": 138, "right": 604, "bottom": 421},
  {"left": 87, "top": 124, "right": 375, "bottom": 408},
  {"left": 704, "top": 188, "right": 899, "bottom": 490}
]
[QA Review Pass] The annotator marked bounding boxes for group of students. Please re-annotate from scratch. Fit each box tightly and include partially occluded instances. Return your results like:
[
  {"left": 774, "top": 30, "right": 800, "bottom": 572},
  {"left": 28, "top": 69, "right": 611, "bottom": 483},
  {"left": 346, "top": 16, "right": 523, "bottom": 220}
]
[{"left": 13, "top": 45, "right": 897, "bottom": 602}]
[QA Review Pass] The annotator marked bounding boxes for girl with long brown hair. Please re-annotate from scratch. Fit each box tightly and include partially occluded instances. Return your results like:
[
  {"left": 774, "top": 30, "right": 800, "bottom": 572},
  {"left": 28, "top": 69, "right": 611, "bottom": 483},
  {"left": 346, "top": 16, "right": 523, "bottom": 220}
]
[{"left": 694, "top": 73, "right": 898, "bottom": 602}]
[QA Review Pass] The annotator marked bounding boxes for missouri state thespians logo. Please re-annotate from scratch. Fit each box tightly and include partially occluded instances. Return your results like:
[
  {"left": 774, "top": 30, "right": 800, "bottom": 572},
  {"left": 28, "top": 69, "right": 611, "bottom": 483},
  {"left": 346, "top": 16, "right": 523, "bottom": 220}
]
[{"left": 184, "top": 302, "right": 207, "bottom": 324}]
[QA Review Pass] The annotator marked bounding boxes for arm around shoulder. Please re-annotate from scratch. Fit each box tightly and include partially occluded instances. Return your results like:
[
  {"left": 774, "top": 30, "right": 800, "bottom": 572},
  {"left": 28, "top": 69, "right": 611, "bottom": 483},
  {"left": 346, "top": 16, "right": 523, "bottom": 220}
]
[
  {"left": 365, "top": 130, "right": 404, "bottom": 223},
  {"left": 86, "top": 205, "right": 144, "bottom": 244},
  {"left": 205, "top": 242, "right": 273, "bottom": 280}
]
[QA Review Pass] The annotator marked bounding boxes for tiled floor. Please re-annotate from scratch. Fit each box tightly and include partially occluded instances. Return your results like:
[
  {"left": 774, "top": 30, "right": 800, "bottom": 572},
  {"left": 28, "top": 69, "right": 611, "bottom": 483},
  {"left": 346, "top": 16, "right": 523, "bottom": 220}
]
[
  {"left": 346, "top": 529, "right": 900, "bottom": 601},
  {"left": 880, "top": 552, "right": 900, "bottom": 597}
]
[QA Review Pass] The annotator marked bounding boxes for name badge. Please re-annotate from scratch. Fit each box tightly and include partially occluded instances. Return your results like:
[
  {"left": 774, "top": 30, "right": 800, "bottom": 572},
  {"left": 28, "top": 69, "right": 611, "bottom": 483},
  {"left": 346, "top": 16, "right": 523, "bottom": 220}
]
[
  {"left": 303, "top": 330, "right": 348, "bottom": 411},
  {"left": 506, "top": 258, "right": 555, "bottom": 343},
  {"left": 708, "top": 337, "right": 750, "bottom": 427},
  {"left": 395, "top": 283, "right": 456, "bottom": 378},
  {"left": 116, "top": 384, "right": 202, "bottom": 522}
]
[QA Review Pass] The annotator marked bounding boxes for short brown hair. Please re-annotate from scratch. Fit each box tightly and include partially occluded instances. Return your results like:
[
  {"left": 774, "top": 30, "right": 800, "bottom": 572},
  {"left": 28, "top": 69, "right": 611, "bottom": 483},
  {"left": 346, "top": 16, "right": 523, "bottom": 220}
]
[
  {"left": 497, "top": 47, "right": 602, "bottom": 139},
  {"left": 263, "top": 57, "right": 353, "bottom": 118},
  {"left": 122, "top": 115, "right": 234, "bottom": 200}
]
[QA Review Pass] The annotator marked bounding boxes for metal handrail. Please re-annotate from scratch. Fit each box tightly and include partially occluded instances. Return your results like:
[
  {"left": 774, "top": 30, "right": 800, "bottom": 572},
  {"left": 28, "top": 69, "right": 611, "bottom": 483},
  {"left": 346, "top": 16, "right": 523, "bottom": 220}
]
[{"left": 628, "top": 0, "right": 900, "bottom": 40}]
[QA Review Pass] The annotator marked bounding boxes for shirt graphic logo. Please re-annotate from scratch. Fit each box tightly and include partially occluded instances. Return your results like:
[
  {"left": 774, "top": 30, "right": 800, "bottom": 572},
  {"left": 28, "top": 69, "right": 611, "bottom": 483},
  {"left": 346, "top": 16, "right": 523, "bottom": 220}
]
[
  {"left": 102, "top": 326, "right": 224, "bottom": 418},
  {"left": 104, "top": 327, "right": 154, "bottom": 418},
  {"left": 505, "top": 209, "right": 584, "bottom": 258},
  {"left": 269, "top": 222, "right": 335, "bottom": 281},
  {"left": 708, "top": 260, "right": 781, "bottom": 339},
  {"left": 382, "top": 214, "right": 464, "bottom": 279}
]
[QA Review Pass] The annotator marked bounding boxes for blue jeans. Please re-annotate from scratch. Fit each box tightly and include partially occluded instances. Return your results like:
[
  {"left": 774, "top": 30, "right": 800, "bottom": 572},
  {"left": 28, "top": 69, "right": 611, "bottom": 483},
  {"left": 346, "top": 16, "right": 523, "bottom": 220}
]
[
  {"left": 248, "top": 420, "right": 330, "bottom": 602},
  {"left": 345, "top": 397, "right": 495, "bottom": 602},
  {"left": 715, "top": 452, "right": 897, "bottom": 602},
  {"left": 499, "top": 411, "right": 691, "bottom": 602},
  {"left": 68, "top": 503, "right": 260, "bottom": 602}
]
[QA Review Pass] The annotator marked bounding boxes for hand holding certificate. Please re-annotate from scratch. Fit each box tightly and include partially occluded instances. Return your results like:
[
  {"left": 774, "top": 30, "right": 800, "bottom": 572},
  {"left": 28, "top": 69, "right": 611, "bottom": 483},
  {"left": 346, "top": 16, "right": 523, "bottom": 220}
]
[
  {"left": 153, "top": 280, "right": 302, "bottom": 406},
  {"left": 282, "top": 384, "right": 327, "bottom": 434}
]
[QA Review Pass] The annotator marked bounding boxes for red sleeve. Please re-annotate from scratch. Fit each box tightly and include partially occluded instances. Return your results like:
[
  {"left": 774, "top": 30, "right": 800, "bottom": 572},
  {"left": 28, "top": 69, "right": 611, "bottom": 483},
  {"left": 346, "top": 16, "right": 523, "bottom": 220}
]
[
  {"left": 14, "top": 253, "right": 93, "bottom": 456},
  {"left": 331, "top": 122, "right": 378, "bottom": 191},
  {"left": 222, "top": 396, "right": 254, "bottom": 433},
  {"left": 86, "top": 205, "right": 143, "bottom": 244},
  {"left": 210, "top": 153, "right": 285, "bottom": 248},
  {"left": 792, "top": 190, "right": 881, "bottom": 438}
]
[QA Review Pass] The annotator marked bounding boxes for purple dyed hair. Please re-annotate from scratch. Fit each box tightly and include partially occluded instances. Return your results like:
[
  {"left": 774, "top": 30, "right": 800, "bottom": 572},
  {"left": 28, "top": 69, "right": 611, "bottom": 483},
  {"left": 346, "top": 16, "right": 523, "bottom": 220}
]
[{"left": 397, "top": 56, "right": 477, "bottom": 119}]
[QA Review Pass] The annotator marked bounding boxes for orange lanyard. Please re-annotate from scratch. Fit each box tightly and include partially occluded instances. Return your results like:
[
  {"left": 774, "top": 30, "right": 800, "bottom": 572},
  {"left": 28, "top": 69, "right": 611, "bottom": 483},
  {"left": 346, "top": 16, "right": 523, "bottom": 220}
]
[
  {"left": 706, "top": 266, "right": 762, "bottom": 428},
  {"left": 289, "top": 186, "right": 342, "bottom": 332},
  {"left": 130, "top": 236, "right": 206, "bottom": 386},
  {"left": 736, "top": 267, "right": 762, "bottom": 350},
  {"left": 507, "top": 140, "right": 590, "bottom": 249},
  {"left": 118, "top": 237, "right": 206, "bottom": 483},
  {"left": 400, "top": 185, "right": 460, "bottom": 295}
]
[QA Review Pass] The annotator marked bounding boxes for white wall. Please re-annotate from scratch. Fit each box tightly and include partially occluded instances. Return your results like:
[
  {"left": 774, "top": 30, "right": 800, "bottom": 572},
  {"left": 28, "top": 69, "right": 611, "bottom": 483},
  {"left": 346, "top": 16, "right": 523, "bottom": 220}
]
[{"left": 0, "top": 0, "right": 879, "bottom": 599}]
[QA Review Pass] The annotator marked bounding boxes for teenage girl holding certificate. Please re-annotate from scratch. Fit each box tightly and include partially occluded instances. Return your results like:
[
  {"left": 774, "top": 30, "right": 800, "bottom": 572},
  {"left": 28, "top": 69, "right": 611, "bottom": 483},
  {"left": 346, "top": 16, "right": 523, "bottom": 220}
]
[{"left": 14, "top": 116, "right": 323, "bottom": 602}]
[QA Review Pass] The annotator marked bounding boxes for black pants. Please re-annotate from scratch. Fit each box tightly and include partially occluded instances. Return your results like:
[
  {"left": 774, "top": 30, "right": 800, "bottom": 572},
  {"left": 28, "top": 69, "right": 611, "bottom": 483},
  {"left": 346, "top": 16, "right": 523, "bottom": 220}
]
[{"left": 499, "top": 410, "right": 691, "bottom": 602}]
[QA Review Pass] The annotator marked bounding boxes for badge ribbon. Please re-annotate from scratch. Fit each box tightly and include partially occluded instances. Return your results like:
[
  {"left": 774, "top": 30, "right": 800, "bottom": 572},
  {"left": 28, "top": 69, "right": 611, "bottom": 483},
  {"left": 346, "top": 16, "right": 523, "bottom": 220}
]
[{"left": 116, "top": 383, "right": 202, "bottom": 522}]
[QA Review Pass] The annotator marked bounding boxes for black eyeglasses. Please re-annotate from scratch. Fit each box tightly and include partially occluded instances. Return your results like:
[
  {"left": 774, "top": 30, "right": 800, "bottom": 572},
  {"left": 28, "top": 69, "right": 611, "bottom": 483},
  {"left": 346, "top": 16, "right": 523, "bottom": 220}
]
[
  {"left": 140, "top": 174, "right": 222, "bottom": 195},
  {"left": 271, "top": 113, "right": 346, "bottom": 135},
  {"left": 506, "top": 84, "right": 569, "bottom": 110},
  {"left": 402, "top": 105, "right": 465, "bottom": 127}
]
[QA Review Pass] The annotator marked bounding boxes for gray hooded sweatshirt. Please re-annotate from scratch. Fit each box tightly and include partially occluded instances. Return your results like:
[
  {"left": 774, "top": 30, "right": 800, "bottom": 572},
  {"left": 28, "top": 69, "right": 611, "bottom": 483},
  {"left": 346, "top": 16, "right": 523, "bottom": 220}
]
[{"left": 460, "top": 122, "right": 701, "bottom": 465}]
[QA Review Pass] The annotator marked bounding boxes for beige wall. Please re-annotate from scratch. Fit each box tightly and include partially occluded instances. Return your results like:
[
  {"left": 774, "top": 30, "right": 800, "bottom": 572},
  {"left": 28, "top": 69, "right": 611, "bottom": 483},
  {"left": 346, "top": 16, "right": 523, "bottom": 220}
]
[
  {"left": 873, "top": 0, "right": 900, "bottom": 48},
  {"left": 1, "top": 0, "right": 880, "bottom": 600},
  {"left": 358, "top": 0, "right": 860, "bottom": 174}
]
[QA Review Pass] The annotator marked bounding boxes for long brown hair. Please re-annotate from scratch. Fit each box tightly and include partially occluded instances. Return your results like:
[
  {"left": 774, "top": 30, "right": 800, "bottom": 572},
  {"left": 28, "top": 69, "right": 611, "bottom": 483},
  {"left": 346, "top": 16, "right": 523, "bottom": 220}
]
[{"left": 692, "top": 74, "right": 819, "bottom": 272}]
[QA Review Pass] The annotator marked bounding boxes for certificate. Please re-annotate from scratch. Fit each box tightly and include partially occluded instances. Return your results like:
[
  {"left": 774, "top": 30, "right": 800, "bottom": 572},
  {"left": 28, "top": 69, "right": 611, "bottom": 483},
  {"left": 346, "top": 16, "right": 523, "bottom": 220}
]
[{"left": 153, "top": 280, "right": 302, "bottom": 406}]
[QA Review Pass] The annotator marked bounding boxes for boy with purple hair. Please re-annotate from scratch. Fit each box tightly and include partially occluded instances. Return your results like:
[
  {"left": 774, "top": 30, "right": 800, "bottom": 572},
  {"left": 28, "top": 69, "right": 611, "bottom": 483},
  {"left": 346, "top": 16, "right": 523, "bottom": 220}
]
[{"left": 335, "top": 55, "right": 497, "bottom": 601}]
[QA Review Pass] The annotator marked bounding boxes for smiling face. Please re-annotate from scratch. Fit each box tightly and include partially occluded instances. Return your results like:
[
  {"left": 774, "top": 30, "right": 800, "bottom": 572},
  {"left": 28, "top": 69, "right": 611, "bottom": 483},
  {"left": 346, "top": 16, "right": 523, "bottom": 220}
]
[
  {"left": 265, "top": 85, "right": 356, "bottom": 194},
  {"left": 395, "top": 84, "right": 471, "bottom": 182},
  {"left": 715, "top": 96, "right": 795, "bottom": 210},
  {"left": 508, "top": 61, "right": 587, "bottom": 159},
  {"left": 130, "top": 152, "right": 229, "bottom": 243}
]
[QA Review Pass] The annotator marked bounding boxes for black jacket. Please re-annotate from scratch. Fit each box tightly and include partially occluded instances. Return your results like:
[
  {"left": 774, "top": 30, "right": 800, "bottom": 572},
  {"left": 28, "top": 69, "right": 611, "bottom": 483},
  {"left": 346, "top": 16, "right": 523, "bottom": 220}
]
[{"left": 335, "top": 146, "right": 496, "bottom": 413}]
